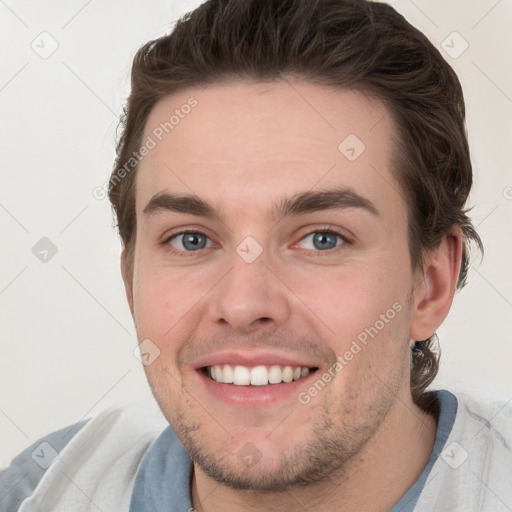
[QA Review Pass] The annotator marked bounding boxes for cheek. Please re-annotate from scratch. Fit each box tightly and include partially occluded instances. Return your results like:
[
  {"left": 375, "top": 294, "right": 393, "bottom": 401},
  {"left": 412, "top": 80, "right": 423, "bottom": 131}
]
[
  {"left": 132, "top": 269, "right": 192, "bottom": 399},
  {"left": 290, "top": 258, "right": 409, "bottom": 338},
  {"left": 290, "top": 259, "right": 411, "bottom": 389},
  {"left": 132, "top": 262, "right": 203, "bottom": 334}
]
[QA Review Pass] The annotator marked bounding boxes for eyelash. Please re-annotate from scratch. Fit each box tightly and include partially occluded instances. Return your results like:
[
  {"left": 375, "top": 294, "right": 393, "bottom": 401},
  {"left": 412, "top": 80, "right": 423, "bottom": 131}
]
[{"left": 162, "top": 226, "right": 350, "bottom": 258}]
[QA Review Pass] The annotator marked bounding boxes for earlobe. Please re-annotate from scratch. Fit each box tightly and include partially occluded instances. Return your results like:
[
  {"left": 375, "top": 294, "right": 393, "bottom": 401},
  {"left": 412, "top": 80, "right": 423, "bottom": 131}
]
[
  {"left": 120, "top": 249, "right": 135, "bottom": 318},
  {"left": 409, "top": 228, "right": 463, "bottom": 341}
]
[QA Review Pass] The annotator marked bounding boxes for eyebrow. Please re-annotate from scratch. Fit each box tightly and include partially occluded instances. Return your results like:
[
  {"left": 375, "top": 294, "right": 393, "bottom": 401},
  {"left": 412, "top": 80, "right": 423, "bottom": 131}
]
[{"left": 142, "top": 187, "right": 379, "bottom": 221}]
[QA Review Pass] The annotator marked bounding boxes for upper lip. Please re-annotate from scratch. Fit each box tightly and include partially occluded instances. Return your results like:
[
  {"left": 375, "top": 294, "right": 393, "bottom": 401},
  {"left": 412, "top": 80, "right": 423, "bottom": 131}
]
[{"left": 192, "top": 349, "right": 322, "bottom": 370}]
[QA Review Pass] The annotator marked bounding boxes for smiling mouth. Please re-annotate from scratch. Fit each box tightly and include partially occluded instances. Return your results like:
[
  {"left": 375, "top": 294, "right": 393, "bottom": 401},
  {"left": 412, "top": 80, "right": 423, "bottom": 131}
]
[{"left": 202, "top": 364, "right": 319, "bottom": 386}]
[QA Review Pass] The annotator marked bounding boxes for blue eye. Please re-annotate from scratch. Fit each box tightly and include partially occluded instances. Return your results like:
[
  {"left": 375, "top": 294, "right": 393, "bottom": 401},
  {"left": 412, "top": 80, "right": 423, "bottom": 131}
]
[
  {"left": 299, "top": 230, "right": 345, "bottom": 251},
  {"left": 164, "top": 227, "right": 348, "bottom": 256},
  {"left": 168, "top": 232, "right": 212, "bottom": 252}
]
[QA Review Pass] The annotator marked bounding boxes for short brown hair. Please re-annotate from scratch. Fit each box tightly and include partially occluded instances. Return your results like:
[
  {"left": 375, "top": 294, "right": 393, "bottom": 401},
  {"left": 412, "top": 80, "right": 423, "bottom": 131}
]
[{"left": 109, "top": 0, "right": 483, "bottom": 404}]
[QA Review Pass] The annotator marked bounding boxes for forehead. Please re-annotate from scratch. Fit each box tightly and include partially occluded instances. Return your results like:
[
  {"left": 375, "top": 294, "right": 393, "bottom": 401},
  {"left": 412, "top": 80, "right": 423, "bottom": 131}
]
[{"left": 135, "top": 78, "right": 403, "bottom": 221}]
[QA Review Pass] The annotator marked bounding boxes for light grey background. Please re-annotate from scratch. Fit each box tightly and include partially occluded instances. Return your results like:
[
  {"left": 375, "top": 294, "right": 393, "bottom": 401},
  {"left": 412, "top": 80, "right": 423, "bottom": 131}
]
[{"left": 1, "top": 0, "right": 511, "bottom": 466}]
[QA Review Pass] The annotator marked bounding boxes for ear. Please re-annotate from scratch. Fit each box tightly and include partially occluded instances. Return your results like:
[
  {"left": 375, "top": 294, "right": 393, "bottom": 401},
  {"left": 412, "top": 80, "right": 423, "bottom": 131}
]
[
  {"left": 121, "top": 248, "right": 135, "bottom": 318},
  {"left": 409, "top": 227, "right": 463, "bottom": 341}
]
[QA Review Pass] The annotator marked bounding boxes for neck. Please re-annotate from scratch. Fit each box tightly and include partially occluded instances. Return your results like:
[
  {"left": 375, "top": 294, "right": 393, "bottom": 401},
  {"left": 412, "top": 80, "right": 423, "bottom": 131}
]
[{"left": 191, "top": 391, "right": 438, "bottom": 512}]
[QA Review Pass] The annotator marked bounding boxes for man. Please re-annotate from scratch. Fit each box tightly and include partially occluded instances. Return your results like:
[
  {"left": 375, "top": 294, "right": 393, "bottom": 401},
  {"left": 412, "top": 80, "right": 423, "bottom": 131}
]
[{"left": 2, "top": 0, "right": 511, "bottom": 510}]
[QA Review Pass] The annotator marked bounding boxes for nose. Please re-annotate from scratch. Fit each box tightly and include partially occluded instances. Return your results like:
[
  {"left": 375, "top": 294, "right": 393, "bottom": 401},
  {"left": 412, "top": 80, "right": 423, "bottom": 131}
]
[{"left": 208, "top": 249, "right": 292, "bottom": 334}]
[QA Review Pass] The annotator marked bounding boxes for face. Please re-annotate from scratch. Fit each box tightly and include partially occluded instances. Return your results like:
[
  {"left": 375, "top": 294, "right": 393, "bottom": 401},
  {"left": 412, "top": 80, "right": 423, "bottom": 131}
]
[{"left": 125, "top": 79, "right": 420, "bottom": 491}]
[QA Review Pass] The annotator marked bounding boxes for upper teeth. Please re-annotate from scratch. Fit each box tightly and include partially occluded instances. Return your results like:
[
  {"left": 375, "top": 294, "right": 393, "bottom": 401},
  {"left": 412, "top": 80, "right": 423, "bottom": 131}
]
[{"left": 208, "top": 364, "right": 310, "bottom": 386}]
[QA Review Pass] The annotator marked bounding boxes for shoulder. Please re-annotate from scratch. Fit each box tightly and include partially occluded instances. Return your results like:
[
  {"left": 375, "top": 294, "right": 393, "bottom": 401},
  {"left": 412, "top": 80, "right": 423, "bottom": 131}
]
[
  {"left": 0, "top": 398, "right": 169, "bottom": 512},
  {"left": 444, "top": 388, "right": 512, "bottom": 470},
  {"left": 0, "top": 420, "right": 88, "bottom": 512},
  {"left": 452, "top": 388, "right": 512, "bottom": 444},
  {"left": 414, "top": 389, "right": 512, "bottom": 512}
]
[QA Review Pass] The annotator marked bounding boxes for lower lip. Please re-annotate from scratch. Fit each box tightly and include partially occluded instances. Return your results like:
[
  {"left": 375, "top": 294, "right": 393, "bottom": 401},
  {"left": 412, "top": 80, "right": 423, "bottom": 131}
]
[{"left": 196, "top": 369, "right": 317, "bottom": 407}]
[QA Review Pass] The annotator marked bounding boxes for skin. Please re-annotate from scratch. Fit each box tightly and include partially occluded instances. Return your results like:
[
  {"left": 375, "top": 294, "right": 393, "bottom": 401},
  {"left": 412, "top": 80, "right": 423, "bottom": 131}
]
[{"left": 121, "top": 78, "right": 462, "bottom": 511}]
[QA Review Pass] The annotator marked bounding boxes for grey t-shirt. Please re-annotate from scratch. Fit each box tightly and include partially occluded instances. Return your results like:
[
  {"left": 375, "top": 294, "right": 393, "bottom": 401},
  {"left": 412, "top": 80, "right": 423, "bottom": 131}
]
[{"left": 0, "top": 420, "right": 89, "bottom": 511}]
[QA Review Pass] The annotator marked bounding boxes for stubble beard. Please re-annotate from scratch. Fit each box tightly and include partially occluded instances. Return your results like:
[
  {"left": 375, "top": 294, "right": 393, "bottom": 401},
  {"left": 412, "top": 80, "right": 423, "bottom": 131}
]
[{"left": 168, "top": 383, "right": 398, "bottom": 493}]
